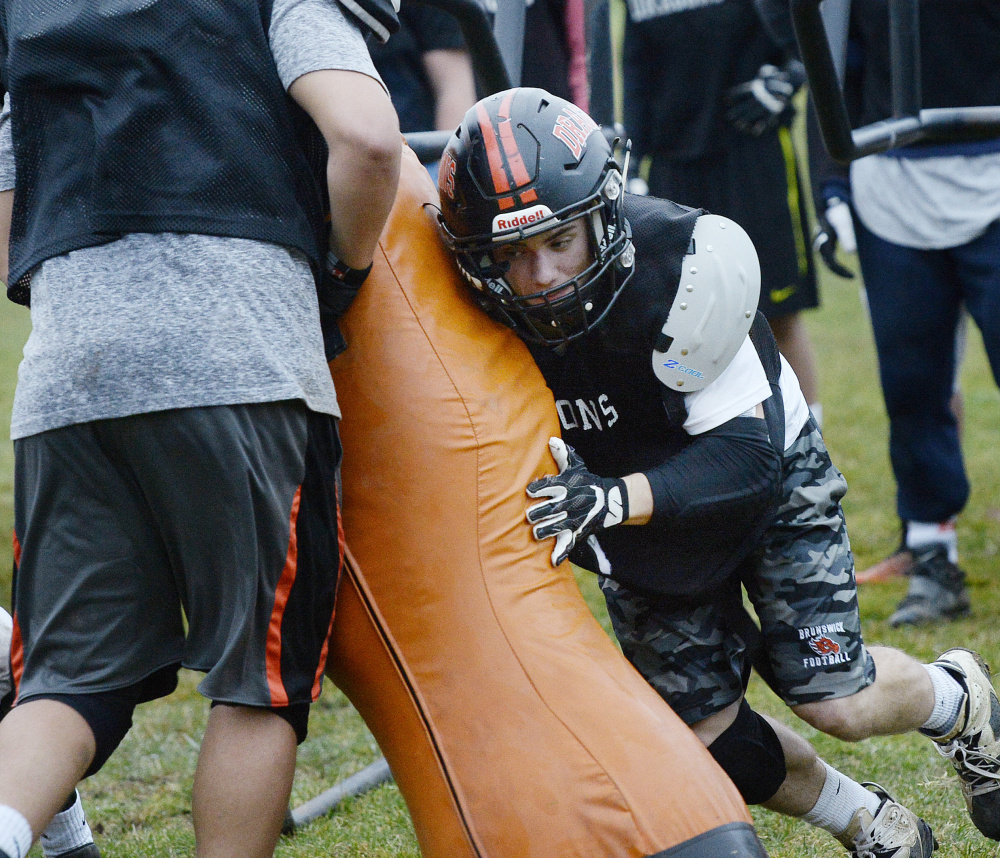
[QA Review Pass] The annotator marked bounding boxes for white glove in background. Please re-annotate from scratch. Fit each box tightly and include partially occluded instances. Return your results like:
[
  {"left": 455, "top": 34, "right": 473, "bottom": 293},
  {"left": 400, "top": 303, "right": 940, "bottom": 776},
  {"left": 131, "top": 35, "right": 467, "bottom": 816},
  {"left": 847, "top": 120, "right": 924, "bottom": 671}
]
[{"left": 825, "top": 198, "right": 857, "bottom": 253}]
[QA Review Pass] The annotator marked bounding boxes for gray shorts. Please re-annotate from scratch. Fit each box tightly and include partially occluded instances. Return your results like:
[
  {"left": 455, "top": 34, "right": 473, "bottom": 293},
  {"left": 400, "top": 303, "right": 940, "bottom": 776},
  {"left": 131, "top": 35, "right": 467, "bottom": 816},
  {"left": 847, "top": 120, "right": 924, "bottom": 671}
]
[
  {"left": 11, "top": 401, "right": 343, "bottom": 709},
  {"left": 601, "top": 417, "right": 876, "bottom": 724}
]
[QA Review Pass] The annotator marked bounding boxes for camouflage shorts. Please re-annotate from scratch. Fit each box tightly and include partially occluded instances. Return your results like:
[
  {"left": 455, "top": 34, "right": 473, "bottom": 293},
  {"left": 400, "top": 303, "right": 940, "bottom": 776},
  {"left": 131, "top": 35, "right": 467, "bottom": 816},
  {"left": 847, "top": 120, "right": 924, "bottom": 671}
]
[{"left": 601, "top": 416, "right": 876, "bottom": 725}]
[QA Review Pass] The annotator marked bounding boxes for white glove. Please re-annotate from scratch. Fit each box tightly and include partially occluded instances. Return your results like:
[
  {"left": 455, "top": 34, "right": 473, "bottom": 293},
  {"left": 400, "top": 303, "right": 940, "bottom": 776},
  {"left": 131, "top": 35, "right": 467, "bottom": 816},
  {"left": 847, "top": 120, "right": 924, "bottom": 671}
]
[
  {"left": 813, "top": 196, "right": 857, "bottom": 278},
  {"left": 825, "top": 198, "right": 857, "bottom": 253},
  {"left": 627, "top": 176, "right": 649, "bottom": 196},
  {"left": 526, "top": 438, "right": 628, "bottom": 567}
]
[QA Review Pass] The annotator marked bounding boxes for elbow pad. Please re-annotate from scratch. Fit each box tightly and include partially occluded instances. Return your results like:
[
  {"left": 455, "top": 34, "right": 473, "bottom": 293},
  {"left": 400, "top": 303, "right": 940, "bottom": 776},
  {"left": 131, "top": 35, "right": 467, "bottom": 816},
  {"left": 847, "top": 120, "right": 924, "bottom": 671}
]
[{"left": 640, "top": 416, "right": 782, "bottom": 589}]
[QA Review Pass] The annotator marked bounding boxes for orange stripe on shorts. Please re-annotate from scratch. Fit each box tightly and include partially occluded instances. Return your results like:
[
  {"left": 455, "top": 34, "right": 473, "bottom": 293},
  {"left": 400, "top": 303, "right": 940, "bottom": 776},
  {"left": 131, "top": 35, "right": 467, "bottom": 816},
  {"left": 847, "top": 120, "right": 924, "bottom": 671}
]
[{"left": 266, "top": 487, "right": 301, "bottom": 707}]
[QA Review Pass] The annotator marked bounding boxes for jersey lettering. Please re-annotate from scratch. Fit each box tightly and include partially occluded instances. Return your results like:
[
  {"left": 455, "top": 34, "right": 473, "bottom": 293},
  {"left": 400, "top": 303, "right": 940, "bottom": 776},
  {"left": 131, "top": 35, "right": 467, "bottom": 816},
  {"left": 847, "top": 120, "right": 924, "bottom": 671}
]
[
  {"left": 554, "top": 396, "right": 619, "bottom": 432},
  {"left": 556, "top": 399, "right": 579, "bottom": 430},
  {"left": 599, "top": 394, "right": 619, "bottom": 428}
]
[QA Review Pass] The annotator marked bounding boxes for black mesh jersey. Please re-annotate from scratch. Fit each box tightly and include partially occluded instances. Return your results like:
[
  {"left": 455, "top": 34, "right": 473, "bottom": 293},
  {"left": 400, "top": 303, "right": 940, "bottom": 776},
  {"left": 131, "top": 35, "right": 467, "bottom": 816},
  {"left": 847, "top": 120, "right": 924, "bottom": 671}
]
[{"left": 0, "top": 0, "right": 329, "bottom": 303}]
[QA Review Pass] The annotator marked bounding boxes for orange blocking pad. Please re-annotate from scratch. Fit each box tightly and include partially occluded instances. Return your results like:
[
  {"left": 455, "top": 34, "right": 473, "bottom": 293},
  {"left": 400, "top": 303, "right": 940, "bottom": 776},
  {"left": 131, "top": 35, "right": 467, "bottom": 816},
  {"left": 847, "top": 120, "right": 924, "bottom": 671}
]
[{"left": 326, "top": 145, "right": 768, "bottom": 857}]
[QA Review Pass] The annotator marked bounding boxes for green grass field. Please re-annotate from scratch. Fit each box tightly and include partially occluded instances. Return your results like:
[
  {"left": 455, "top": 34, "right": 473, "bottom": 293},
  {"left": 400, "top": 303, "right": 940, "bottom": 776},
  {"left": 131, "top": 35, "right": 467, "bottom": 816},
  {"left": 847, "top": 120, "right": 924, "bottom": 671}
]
[{"left": 1, "top": 248, "right": 999, "bottom": 856}]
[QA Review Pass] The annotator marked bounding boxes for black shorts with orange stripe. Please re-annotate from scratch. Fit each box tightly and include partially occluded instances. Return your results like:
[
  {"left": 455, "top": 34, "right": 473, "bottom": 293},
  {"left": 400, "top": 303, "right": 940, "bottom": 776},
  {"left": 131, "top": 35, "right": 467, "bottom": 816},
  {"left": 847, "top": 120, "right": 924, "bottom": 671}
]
[{"left": 10, "top": 401, "right": 343, "bottom": 711}]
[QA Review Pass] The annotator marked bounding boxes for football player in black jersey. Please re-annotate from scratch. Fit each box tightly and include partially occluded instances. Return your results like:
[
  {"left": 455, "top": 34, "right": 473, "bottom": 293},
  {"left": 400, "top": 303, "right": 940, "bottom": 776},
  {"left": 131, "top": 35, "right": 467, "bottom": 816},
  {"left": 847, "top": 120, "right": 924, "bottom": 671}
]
[{"left": 436, "top": 87, "right": 1000, "bottom": 856}]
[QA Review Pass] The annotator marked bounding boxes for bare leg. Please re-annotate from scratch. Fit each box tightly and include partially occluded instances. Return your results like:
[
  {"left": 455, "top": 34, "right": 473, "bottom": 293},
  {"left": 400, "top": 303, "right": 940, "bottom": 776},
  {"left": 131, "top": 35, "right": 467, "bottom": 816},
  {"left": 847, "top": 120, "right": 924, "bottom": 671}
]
[
  {"left": 0, "top": 700, "right": 95, "bottom": 838},
  {"left": 792, "top": 645, "right": 934, "bottom": 741},
  {"left": 759, "top": 716, "right": 827, "bottom": 817},
  {"left": 192, "top": 705, "right": 297, "bottom": 858},
  {"left": 769, "top": 312, "right": 819, "bottom": 407}
]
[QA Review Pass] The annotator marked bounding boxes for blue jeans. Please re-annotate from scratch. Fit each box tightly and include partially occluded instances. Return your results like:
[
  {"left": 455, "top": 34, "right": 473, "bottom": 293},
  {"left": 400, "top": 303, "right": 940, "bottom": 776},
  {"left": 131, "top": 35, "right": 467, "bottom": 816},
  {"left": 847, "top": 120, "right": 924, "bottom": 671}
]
[{"left": 854, "top": 215, "right": 1000, "bottom": 522}]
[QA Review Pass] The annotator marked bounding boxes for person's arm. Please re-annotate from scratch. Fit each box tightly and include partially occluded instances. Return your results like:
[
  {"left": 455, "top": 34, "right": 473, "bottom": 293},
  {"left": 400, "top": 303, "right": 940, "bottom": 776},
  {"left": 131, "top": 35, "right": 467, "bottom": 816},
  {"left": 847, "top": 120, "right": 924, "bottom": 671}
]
[
  {"left": 0, "top": 93, "right": 14, "bottom": 287},
  {"left": 753, "top": 0, "right": 798, "bottom": 56},
  {"left": 0, "top": 188, "right": 12, "bottom": 287},
  {"left": 526, "top": 405, "right": 780, "bottom": 568},
  {"left": 421, "top": 47, "right": 477, "bottom": 132},
  {"left": 289, "top": 69, "right": 401, "bottom": 270}
]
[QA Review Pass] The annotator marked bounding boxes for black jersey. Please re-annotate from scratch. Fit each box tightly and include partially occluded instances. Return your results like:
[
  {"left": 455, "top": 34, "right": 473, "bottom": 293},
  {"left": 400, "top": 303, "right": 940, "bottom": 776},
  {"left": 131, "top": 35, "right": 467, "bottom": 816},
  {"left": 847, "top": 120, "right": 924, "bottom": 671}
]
[
  {"left": 623, "top": 0, "right": 786, "bottom": 162},
  {"left": 530, "top": 194, "right": 701, "bottom": 474},
  {"left": 530, "top": 194, "right": 784, "bottom": 598}
]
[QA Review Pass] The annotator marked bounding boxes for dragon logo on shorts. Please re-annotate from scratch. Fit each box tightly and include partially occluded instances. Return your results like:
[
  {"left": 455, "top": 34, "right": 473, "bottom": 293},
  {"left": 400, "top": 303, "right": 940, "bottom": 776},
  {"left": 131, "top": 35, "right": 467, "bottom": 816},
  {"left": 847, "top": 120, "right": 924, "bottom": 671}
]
[{"left": 808, "top": 636, "right": 840, "bottom": 656}]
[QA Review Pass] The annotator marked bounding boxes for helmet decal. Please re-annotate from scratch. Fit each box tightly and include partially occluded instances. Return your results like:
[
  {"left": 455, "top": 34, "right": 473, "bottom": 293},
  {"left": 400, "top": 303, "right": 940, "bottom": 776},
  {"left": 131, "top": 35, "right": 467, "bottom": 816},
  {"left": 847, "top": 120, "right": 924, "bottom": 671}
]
[
  {"left": 440, "top": 150, "right": 457, "bottom": 201},
  {"left": 476, "top": 92, "right": 539, "bottom": 211},
  {"left": 552, "top": 103, "right": 599, "bottom": 161},
  {"left": 492, "top": 204, "right": 554, "bottom": 235}
]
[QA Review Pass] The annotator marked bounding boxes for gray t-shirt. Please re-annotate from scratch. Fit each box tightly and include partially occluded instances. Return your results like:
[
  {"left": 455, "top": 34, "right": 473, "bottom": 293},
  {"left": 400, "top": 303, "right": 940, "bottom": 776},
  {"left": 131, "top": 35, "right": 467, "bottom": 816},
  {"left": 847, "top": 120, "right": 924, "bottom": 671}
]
[
  {"left": 851, "top": 150, "right": 1000, "bottom": 250},
  {"left": 0, "top": 0, "right": 383, "bottom": 439}
]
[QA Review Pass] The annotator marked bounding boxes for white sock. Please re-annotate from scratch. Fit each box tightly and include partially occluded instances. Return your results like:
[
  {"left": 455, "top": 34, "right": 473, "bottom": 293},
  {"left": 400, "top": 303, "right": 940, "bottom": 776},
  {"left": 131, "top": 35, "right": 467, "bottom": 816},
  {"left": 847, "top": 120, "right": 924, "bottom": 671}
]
[
  {"left": 40, "top": 791, "right": 94, "bottom": 857},
  {"left": 801, "top": 762, "right": 881, "bottom": 838},
  {"left": 809, "top": 402, "right": 823, "bottom": 431},
  {"left": 0, "top": 805, "right": 34, "bottom": 858},
  {"left": 906, "top": 520, "right": 958, "bottom": 564},
  {"left": 921, "top": 663, "right": 967, "bottom": 738}
]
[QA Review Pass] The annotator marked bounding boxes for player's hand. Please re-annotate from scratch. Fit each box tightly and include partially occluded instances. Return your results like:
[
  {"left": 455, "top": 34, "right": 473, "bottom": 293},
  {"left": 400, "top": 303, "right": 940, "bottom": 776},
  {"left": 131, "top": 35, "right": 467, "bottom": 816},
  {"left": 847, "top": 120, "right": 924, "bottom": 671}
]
[
  {"left": 526, "top": 438, "right": 629, "bottom": 567},
  {"left": 725, "top": 61, "right": 804, "bottom": 137},
  {"left": 813, "top": 197, "right": 856, "bottom": 279}
]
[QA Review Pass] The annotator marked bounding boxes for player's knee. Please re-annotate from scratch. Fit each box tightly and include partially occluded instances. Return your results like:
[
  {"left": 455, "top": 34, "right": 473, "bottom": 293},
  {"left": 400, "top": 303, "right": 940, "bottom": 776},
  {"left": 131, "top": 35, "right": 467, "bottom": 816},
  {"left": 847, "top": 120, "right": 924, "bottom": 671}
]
[
  {"left": 210, "top": 700, "right": 311, "bottom": 744},
  {"left": 31, "top": 664, "right": 179, "bottom": 776},
  {"left": 707, "top": 699, "right": 787, "bottom": 805},
  {"left": 793, "top": 695, "right": 869, "bottom": 742}
]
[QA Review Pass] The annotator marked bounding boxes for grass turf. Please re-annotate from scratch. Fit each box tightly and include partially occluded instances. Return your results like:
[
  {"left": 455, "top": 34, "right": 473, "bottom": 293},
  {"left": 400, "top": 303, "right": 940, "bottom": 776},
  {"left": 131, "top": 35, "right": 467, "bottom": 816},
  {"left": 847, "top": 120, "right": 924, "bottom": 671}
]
[{"left": 1, "top": 235, "right": 999, "bottom": 857}]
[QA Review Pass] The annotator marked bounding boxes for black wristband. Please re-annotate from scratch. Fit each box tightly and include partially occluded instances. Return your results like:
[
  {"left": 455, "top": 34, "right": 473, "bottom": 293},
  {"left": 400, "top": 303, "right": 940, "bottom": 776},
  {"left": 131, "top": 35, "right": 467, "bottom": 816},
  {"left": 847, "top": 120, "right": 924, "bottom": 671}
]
[{"left": 326, "top": 251, "right": 373, "bottom": 289}]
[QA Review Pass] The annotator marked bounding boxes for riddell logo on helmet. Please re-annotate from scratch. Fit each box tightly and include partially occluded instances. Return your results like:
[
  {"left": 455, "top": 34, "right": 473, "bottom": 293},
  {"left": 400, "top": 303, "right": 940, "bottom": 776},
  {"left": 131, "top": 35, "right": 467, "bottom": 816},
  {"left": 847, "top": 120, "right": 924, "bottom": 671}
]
[{"left": 492, "top": 204, "right": 553, "bottom": 234}]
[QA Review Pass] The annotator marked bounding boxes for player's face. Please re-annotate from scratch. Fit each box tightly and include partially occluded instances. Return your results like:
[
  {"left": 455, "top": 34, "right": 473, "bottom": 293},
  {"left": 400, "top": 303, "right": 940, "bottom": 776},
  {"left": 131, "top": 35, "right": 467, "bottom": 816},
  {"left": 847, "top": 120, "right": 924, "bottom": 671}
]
[{"left": 493, "top": 220, "right": 593, "bottom": 302}]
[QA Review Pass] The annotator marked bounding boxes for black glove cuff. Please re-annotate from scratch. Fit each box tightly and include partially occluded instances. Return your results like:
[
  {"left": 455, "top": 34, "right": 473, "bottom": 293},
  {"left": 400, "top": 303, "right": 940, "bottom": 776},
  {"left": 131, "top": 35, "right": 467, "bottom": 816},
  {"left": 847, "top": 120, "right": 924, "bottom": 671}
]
[
  {"left": 326, "top": 252, "right": 373, "bottom": 290},
  {"left": 610, "top": 477, "right": 630, "bottom": 526}
]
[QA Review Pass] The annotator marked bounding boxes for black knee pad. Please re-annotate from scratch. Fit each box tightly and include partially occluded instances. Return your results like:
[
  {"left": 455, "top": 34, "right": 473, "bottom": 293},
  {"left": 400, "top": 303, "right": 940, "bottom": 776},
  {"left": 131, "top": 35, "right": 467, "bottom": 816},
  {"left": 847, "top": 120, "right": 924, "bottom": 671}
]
[
  {"left": 35, "top": 664, "right": 180, "bottom": 778},
  {"left": 707, "top": 699, "right": 787, "bottom": 805},
  {"left": 210, "top": 700, "right": 311, "bottom": 744}
]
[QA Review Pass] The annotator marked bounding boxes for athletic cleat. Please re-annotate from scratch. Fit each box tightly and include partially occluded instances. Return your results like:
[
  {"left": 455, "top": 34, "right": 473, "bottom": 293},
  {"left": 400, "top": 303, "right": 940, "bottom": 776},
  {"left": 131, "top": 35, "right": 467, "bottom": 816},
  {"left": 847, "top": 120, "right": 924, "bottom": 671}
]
[
  {"left": 926, "top": 648, "right": 1000, "bottom": 841},
  {"left": 887, "top": 544, "right": 970, "bottom": 627},
  {"left": 839, "top": 784, "right": 936, "bottom": 857}
]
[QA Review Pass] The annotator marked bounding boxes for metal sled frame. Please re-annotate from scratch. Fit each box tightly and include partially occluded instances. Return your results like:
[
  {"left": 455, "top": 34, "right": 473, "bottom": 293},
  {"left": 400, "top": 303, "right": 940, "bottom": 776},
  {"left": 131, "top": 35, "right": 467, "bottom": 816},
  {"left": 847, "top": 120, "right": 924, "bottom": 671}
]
[{"left": 793, "top": 0, "right": 1000, "bottom": 163}]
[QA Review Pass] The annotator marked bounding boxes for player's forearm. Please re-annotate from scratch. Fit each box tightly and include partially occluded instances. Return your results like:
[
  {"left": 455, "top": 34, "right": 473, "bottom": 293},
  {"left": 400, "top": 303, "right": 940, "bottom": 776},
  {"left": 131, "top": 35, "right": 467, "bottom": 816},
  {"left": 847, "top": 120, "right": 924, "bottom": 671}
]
[
  {"left": 0, "top": 188, "right": 12, "bottom": 286},
  {"left": 290, "top": 69, "right": 401, "bottom": 270},
  {"left": 622, "top": 473, "right": 653, "bottom": 525},
  {"left": 642, "top": 415, "right": 781, "bottom": 526},
  {"left": 325, "top": 122, "right": 400, "bottom": 269}
]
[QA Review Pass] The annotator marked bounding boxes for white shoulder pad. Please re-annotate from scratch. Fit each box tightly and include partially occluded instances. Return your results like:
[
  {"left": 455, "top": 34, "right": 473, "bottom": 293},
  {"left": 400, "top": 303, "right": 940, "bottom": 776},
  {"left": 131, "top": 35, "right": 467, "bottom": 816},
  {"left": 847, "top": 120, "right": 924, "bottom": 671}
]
[{"left": 652, "top": 214, "right": 761, "bottom": 392}]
